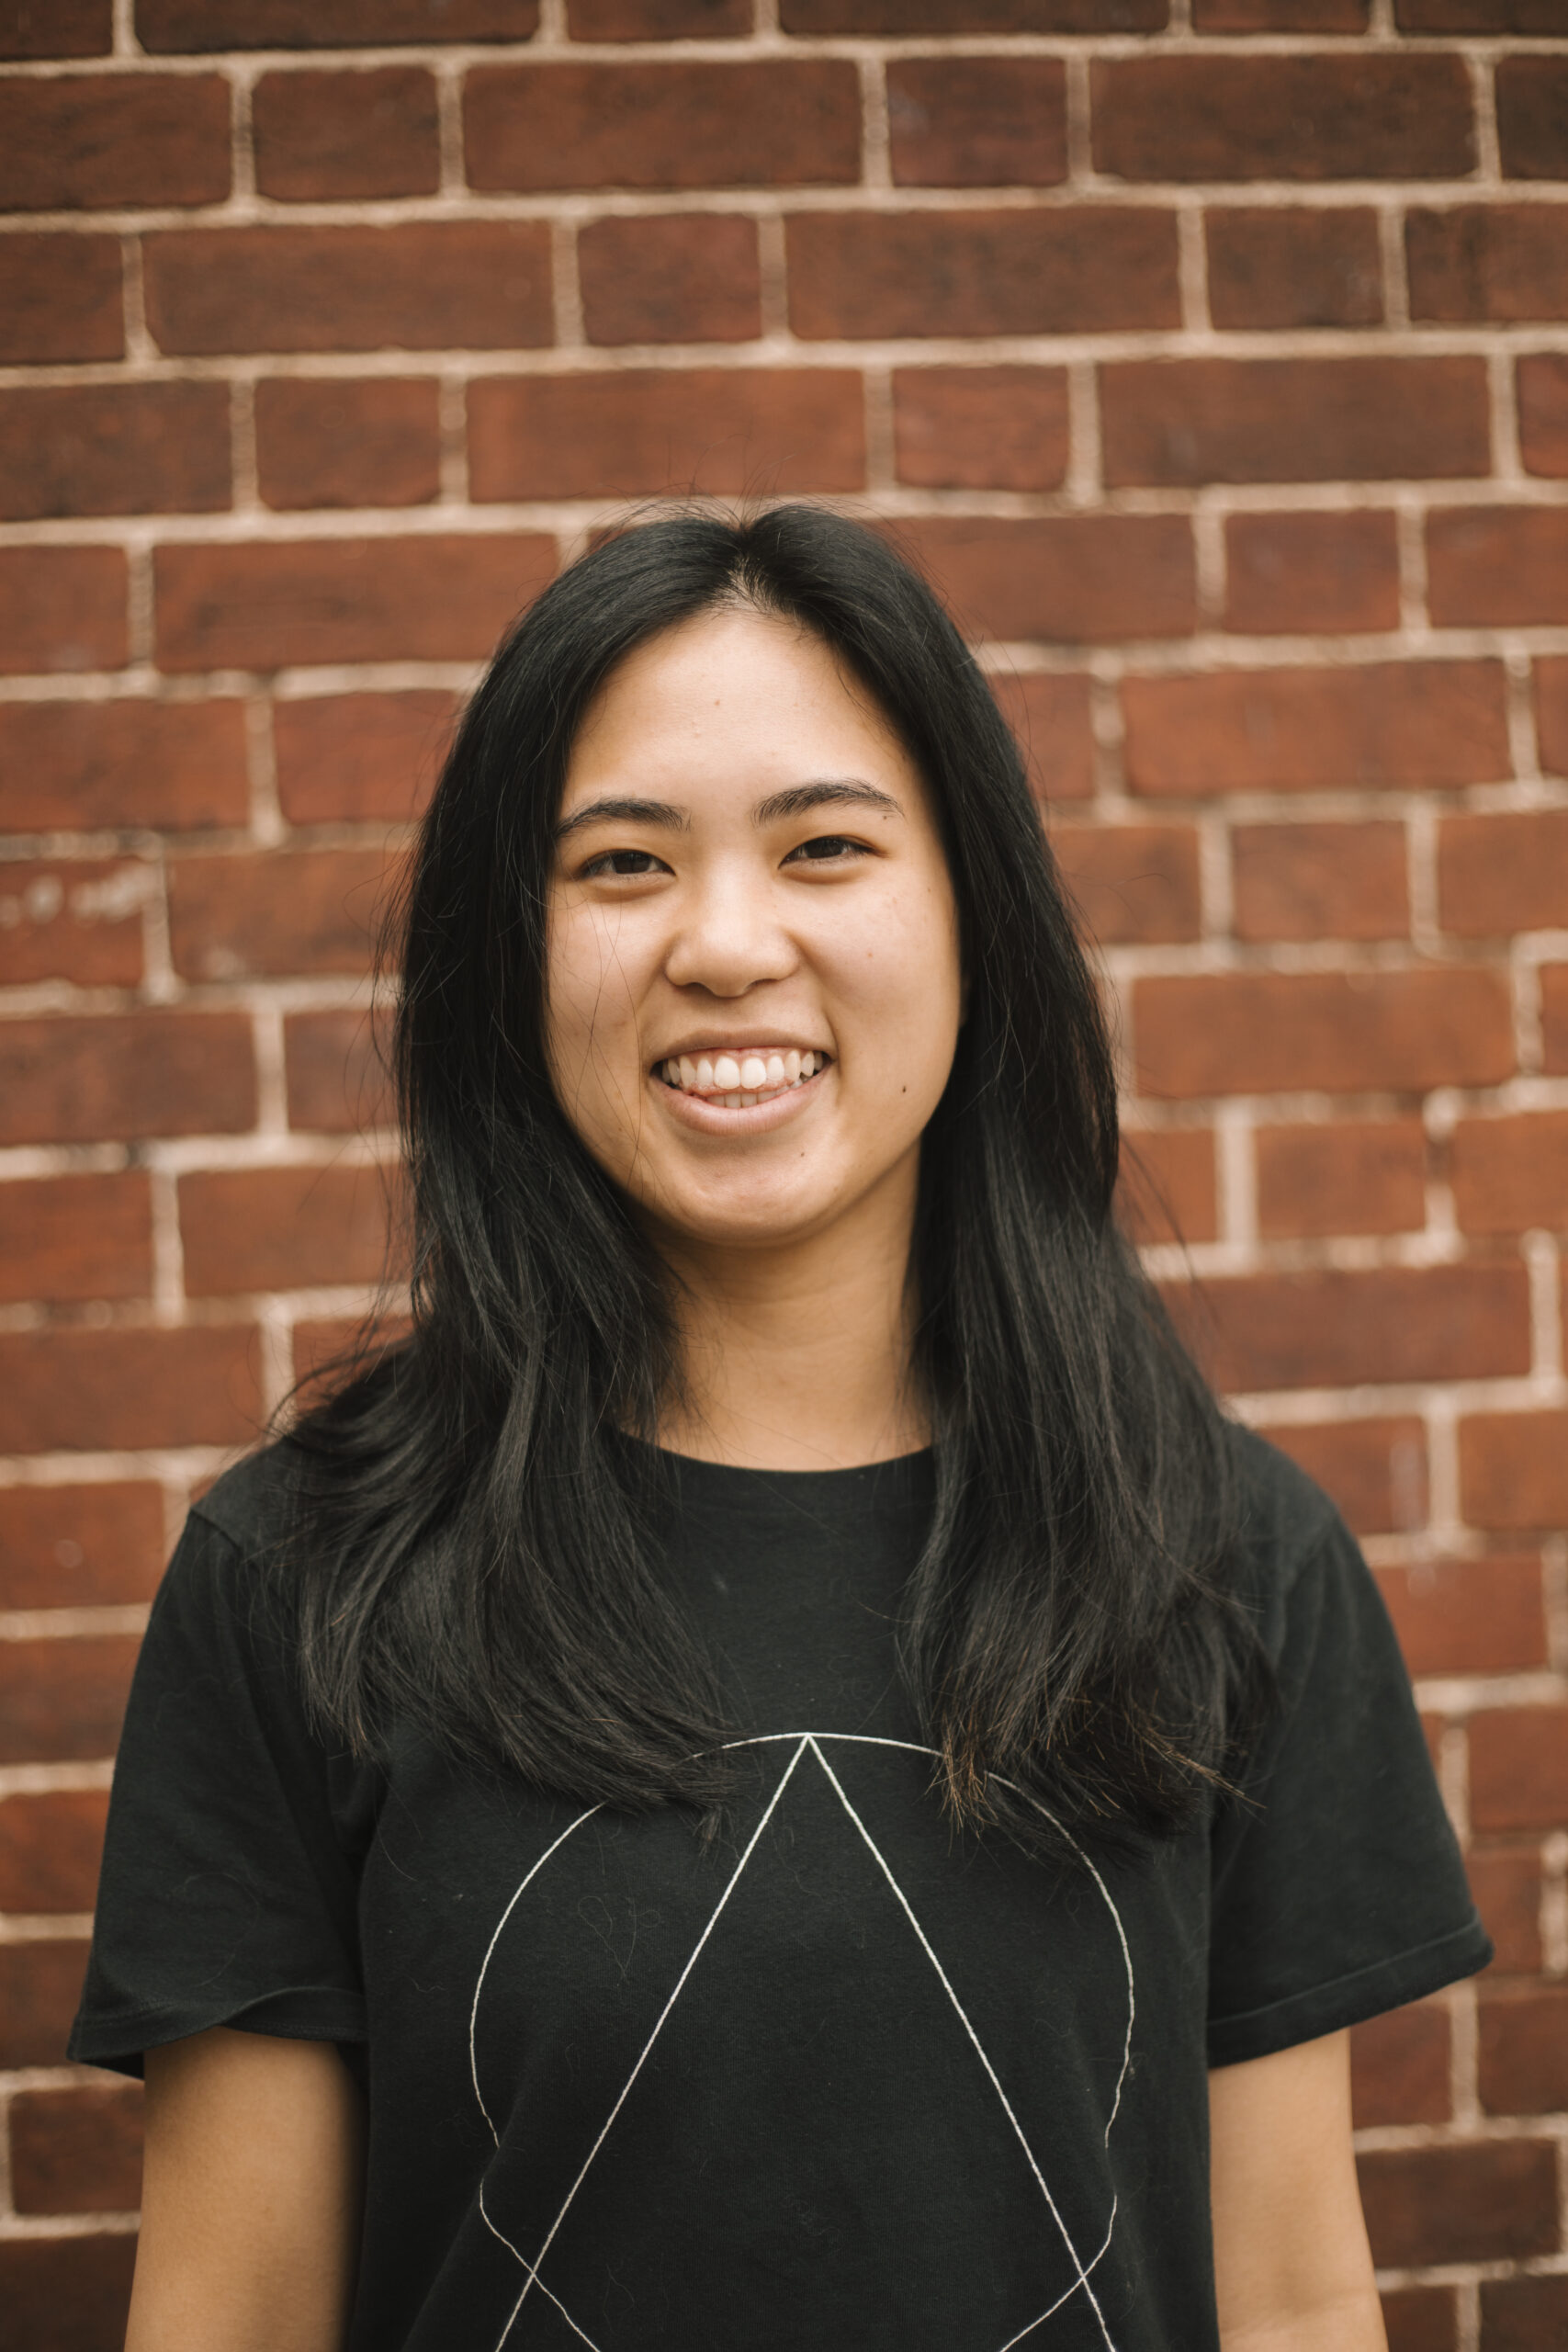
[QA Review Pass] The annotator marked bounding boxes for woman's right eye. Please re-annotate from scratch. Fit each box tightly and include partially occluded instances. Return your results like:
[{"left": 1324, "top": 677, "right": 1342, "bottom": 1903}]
[{"left": 580, "top": 848, "right": 666, "bottom": 878}]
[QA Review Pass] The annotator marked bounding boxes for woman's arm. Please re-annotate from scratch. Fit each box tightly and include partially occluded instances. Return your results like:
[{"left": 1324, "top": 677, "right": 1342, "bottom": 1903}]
[
  {"left": 1209, "top": 2028, "right": 1386, "bottom": 2352},
  {"left": 126, "top": 2027, "right": 365, "bottom": 2352}
]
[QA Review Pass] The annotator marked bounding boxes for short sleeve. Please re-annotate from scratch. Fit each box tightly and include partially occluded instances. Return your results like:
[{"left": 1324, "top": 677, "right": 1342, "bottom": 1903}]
[
  {"left": 69, "top": 1499, "right": 370, "bottom": 2077},
  {"left": 1207, "top": 1506, "right": 1492, "bottom": 2068}
]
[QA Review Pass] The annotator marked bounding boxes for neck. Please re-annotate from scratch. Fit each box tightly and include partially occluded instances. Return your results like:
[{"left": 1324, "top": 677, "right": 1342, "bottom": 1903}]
[{"left": 649, "top": 1160, "right": 926, "bottom": 1472}]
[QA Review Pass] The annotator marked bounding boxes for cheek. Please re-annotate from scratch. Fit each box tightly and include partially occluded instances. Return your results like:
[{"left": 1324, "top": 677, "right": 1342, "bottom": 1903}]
[{"left": 543, "top": 908, "right": 648, "bottom": 1091}]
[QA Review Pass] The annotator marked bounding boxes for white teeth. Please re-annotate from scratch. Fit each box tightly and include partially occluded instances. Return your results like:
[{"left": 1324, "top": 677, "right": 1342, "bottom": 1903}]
[
  {"left": 678, "top": 1056, "right": 696, "bottom": 1090},
  {"left": 739, "top": 1055, "right": 767, "bottom": 1091},
  {"left": 723, "top": 1091, "right": 742, "bottom": 1107},
  {"left": 765, "top": 1053, "right": 784, "bottom": 1087},
  {"left": 713, "top": 1055, "right": 740, "bottom": 1090},
  {"left": 661, "top": 1048, "right": 829, "bottom": 1100},
  {"left": 784, "top": 1050, "right": 802, "bottom": 1083},
  {"left": 696, "top": 1056, "right": 714, "bottom": 1091}
]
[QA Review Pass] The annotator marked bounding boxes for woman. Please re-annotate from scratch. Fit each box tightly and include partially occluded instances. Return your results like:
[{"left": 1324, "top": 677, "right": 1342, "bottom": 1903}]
[{"left": 73, "top": 509, "right": 1489, "bottom": 2351}]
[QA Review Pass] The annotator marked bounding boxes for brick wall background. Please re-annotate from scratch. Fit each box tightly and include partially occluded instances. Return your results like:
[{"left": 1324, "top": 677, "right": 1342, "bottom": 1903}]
[{"left": 1, "top": 3, "right": 1566, "bottom": 2346}]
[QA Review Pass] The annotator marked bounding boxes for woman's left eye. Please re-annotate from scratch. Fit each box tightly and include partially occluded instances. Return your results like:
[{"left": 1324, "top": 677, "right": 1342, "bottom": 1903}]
[
  {"left": 783, "top": 835, "right": 867, "bottom": 866},
  {"left": 581, "top": 848, "right": 665, "bottom": 878}
]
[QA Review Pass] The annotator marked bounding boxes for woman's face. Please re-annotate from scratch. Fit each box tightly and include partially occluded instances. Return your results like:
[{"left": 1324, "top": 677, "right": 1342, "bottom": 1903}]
[{"left": 544, "top": 605, "right": 964, "bottom": 1259}]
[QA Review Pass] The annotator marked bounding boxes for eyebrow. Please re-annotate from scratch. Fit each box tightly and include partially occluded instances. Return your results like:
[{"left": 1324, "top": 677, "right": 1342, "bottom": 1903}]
[{"left": 555, "top": 777, "right": 903, "bottom": 842}]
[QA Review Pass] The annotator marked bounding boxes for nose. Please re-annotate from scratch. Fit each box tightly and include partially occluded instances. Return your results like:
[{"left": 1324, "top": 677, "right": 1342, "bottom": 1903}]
[{"left": 662, "top": 864, "right": 798, "bottom": 1000}]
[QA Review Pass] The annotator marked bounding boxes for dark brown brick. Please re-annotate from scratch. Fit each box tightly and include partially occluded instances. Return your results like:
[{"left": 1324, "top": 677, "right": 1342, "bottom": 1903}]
[
  {"left": 1195, "top": 0, "right": 1368, "bottom": 22},
  {"left": 0, "top": 70, "right": 230, "bottom": 210},
  {"left": 1122, "top": 662, "right": 1509, "bottom": 797},
  {"left": 168, "top": 845, "right": 393, "bottom": 980},
  {"left": 255, "top": 377, "right": 439, "bottom": 511},
  {"left": 1451, "top": 1112, "right": 1568, "bottom": 1237},
  {"left": 570, "top": 0, "right": 750, "bottom": 31},
  {"left": 1134, "top": 968, "right": 1514, "bottom": 1097},
  {"left": 0, "top": 1634, "right": 140, "bottom": 1763},
  {"left": 0, "top": 2236, "right": 136, "bottom": 2352},
  {"left": 1539, "top": 656, "right": 1568, "bottom": 776},
  {"left": 143, "top": 222, "right": 552, "bottom": 356},
  {"left": 0, "top": 0, "right": 111, "bottom": 53},
  {"left": 180, "top": 1162, "right": 400, "bottom": 1295},
  {"left": 273, "top": 689, "right": 457, "bottom": 824},
  {"left": 1469, "top": 1846, "right": 1541, "bottom": 1975},
  {"left": 0, "top": 545, "right": 127, "bottom": 675},
  {"left": 896, "top": 515, "right": 1194, "bottom": 645},
  {"left": 0, "top": 1012, "right": 256, "bottom": 1146},
  {"left": 1350, "top": 2002, "right": 1449, "bottom": 2129},
  {"left": 0, "top": 1786, "right": 108, "bottom": 1908},
  {"left": 254, "top": 65, "right": 438, "bottom": 202},
  {"left": 1519, "top": 355, "right": 1568, "bottom": 478},
  {"left": 1256, "top": 1116, "right": 1426, "bottom": 1236},
  {"left": 0, "top": 1481, "right": 166, "bottom": 1611},
  {"left": 1168, "top": 1264, "right": 1529, "bottom": 1394},
  {"left": 1359, "top": 2140, "right": 1558, "bottom": 2267},
  {"left": 1051, "top": 822, "right": 1200, "bottom": 945},
  {"left": 1461, "top": 1412, "right": 1568, "bottom": 1534},
  {"left": 12, "top": 2084, "right": 142, "bottom": 2214},
  {"left": 1233, "top": 821, "right": 1409, "bottom": 943},
  {"left": 1438, "top": 809, "right": 1568, "bottom": 938},
  {"left": 152, "top": 534, "right": 556, "bottom": 673},
  {"left": 0, "top": 1172, "right": 154, "bottom": 1304},
  {"left": 1205, "top": 206, "right": 1382, "bottom": 330},
  {"left": 887, "top": 58, "right": 1066, "bottom": 188},
  {"left": 784, "top": 0, "right": 1164, "bottom": 21},
  {"left": 1497, "top": 57, "right": 1568, "bottom": 182},
  {"left": 787, "top": 209, "right": 1179, "bottom": 340},
  {"left": 0, "top": 859, "right": 146, "bottom": 987},
  {"left": 0, "top": 696, "right": 247, "bottom": 831},
  {"left": 1382, "top": 2287, "right": 1457, "bottom": 2352},
  {"left": 1470, "top": 1706, "right": 1568, "bottom": 1832},
  {"left": 1377, "top": 1554, "right": 1547, "bottom": 1679},
  {"left": 1102, "top": 356, "right": 1488, "bottom": 487},
  {"left": 468, "top": 370, "right": 864, "bottom": 501},
  {"left": 0, "top": 1939, "right": 90, "bottom": 2065},
  {"left": 893, "top": 368, "right": 1068, "bottom": 493},
  {"left": 1224, "top": 511, "right": 1399, "bottom": 637},
  {"left": 1257, "top": 1419, "right": 1427, "bottom": 1538},
  {"left": 285, "top": 1006, "right": 395, "bottom": 1134},
  {"left": 137, "top": 0, "right": 538, "bottom": 40},
  {"left": 0, "top": 231, "right": 121, "bottom": 361},
  {"left": 1408, "top": 206, "right": 1568, "bottom": 323},
  {"left": 0, "top": 1324, "right": 263, "bottom": 1453},
  {"left": 987, "top": 671, "right": 1095, "bottom": 804},
  {"left": 579, "top": 215, "right": 761, "bottom": 345},
  {"left": 1091, "top": 56, "right": 1475, "bottom": 183},
  {"left": 1118, "top": 1126, "right": 1217, "bottom": 1247},
  {"left": 465, "top": 62, "right": 859, "bottom": 191},
  {"left": 1481, "top": 2274, "right": 1568, "bottom": 2350},
  {"left": 1397, "top": 1, "right": 1564, "bottom": 25},
  {"left": 1479, "top": 1984, "right": 1568, "bottom": 2116},
  {"left": 0, "top": 381, "right": 229, "bottom": 522}
]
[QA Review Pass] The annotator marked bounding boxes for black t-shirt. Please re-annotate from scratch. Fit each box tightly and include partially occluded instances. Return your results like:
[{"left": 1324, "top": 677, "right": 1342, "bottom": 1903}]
[{"left": 73, "top": 1430, "right": 1489, "bottom": 2352}]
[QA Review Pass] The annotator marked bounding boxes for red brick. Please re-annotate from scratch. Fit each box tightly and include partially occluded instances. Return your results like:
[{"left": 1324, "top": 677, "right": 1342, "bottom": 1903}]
[
  {"left": 1429, "top": 507, "right": 1568, "bottom": 628},
  {"left": 570, "top": 0, "right": 750, "bottom": 29},
  {"left": 468, "top": 370, "right": 864, "bottom": 502},
  {"left": 1134, "top": 968, "right": 1514, "bottom": 1097},
  {"left": 1532, "top": 658, "right": 1568, "bottom": 775},
  {"left": 781, "top": 1, "right": 1166, "bottom": 23},
  {"left": 1102, "top": 357, "right": 1487, "bottom": 488},
  {"left": 274, "top": 689, "right": 457, "bottom": 825},
  {"left": 12, "top": 2083, "right": 142, "bottom": 2214},
  {"left": 1224, "top": 511, "right": 1399, "bottom": 636},
  {"left": 292, "top": 1309, "right": 410, "bottom": 1392},
  {"left": 169, "top": 845, "right": 393, "bottom": 981},
  {"left": 1451, "top": 1113, "right": 1568, "bottom": 1237},
  {"left": 180, "top": 1162, "right": 400, "bottom": 1296},
  {"left": 895, "top": 516, "right": 1194, "bottom": 646},
  {"left": 0, "top": 1012, "right": 254, "bottom": 1148},
  {"left": 1205, "top": 207, "right": 1382, "bottom": 331},
  {"left": 0, "top": 1939, "right": 90, "bottom": 2065},
  {"left": 0, "top": 859, "right": 146, "bottom": 986},
  {"left": 1469, "top": 1846, "right": 1542, "bottom": 1975},
  {"left": 1257, "top": 1118, "right": 1426, "bottom": 1238},
  {"left": 1091, "top": 56, "right": 1475, "bottom": 183},
  {"left": 0, "top": 380, "right": 229, "bottom": 522},
  {"left": 137, "top": 0, "right": 538, "bottom": 40},
  {"left": 1117, "top": 1126, "right": 1217, "bottom": 1247},
  {"left": 886, "top": 58, "right": 1066, "bottom": 188},
  {"left": 0, "top": 232, "right": 122, "bottom": 362},
  {"left": 0, "top": 1324, "right": 262, "bottom": 1453},
  {"left": 786, "top": 209, "right": 1179, "bottom": 340},
  {"left": 1167, "top": 1264, "right": 1529, "bottom": 1394},
  {"left": 0, "top": 697, "right": 247, "bottom": 834},
  {"left": 254, "top": 65, "right": 438, "bottom": 202},
  {"left": 1469, "top": 1707, "right": 1568, "bottom": 1833},
  {"left": 1479, "top": 1984, "right": 1568, "bottom": 2116},
  {"left": 0, "top": 1786, "right": 108, "bottom": 1910},
  {"left": 1382, "top": 2288, "right": 1457, "bottom": 2352},
  {"left": 466, "top": 62, "right": 859, "bottom": 191},
  {"left": 1256, "top": 1419, "right": 1427, "bottom": 1538},
  {"left": 143, "top": 222, "right": 552, "bottom": 356},
  {"left": 1497, "top": 58, "right": 1568, "bottom": 183},
  {"left": 579, "top": 215, "right": 761, "bottom": 345},
  {"left": 0, "top": 70, "right": 229, "bottom": 209},
  {"left": 1350, "top": 2001, "right": 1450, "bottom": 2129},
  {"left": 0, "top": 545, "right": 127, "bottom": 675},
  {"left": 1518, "top": 355, "right": 1568, "bottom": 479},
  {"left": 892, "top": 368, "right": 1068, "bottom": 493},
  {"left": 1482, "top": 2274, "right": 1568, "bottom": 2350},
  {"left": 0, "top": 2236, "right": 136, "bottom": 2352},
  {"left": 987, "top": 671, "right": 1094, "bottom": 803},
  {"left": 1377, "top": 1555, "right": 1547, "bottom": 1679},
  {"left": 1233, "top": 822, "right": 1409, "bottom": 944},
  {"left": 255, "top": 378, "right": 439, "bottom": 511},
  {"left": 152, "top": 534, "right": 556, "bottom": 672},
  {"left": 0, "top": 1634, "right": 140, "bottom": 1764},
  {"left": 0, "top": 1172, "right": 154, "bottom": 1305},
  {"left": 1438, "top": 810, "right": 1568, "bottom": 939},
  {"left": 1194, "top": 0, "right": 1368, "bottom": 23},
  {"left": 1122, "top": 662, "right": 1510, "bottom": 797},
  {"left": 1052, "top": 821, "right": 1199, "bottom": 945},
  {"left": 1358, "top": 2140, "right": 1559, "bottom": 2268},
  {"left": 0, "top": 0, "right": 111, "bottom": 52},
  {"left": 0, "top": 1482, "right": 166, "bottom": 1611},
  {"left": 1461, "top": 1413, "right": 1568, "bottom": 1535},
  {"left": 1396, "top": 1, "right": 1563, "bottom": 25},
  {"left": 285, "top": 1007, "right": 395, "bottom": 1135},
  {"left": 1545, "top": 965, "right": 1568, "bottom": 1074},
  {"left": 1409, "top": 206, "right": 1568, "bottom": 324}
]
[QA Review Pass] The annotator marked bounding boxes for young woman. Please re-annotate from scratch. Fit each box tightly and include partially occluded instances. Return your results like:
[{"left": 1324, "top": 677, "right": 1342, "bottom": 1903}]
[{"left": 74, "top": 509, "right": 1489, "bottom": 2352}]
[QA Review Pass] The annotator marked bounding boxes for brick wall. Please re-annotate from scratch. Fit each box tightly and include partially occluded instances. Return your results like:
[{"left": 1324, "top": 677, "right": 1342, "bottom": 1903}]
[{"left": 1, "top": 3, "right": 1565, "bottom": 2346}]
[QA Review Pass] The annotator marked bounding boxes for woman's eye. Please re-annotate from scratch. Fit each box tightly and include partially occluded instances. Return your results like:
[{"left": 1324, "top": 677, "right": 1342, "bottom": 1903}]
[
  {"left": 784, "top": 835, "right": 867, "bottom": 866},
  {"left": 580, "top": 848, "right": 666, "bottom": 878}
]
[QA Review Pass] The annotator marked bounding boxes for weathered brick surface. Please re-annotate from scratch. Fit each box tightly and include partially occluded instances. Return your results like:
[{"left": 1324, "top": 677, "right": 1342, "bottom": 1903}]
[
  {"left": 0, "top": 232, "right": 123, "bottom": 363},
  {"left": 1358, "top": 2140, "right": 1560, "bottom": 2267},
  {"left": 168, "top": 846, "right": 392, "bottom": 980},
  {"left": 0, "top": 381, "right": 230, "bottom": 522},
  {"left": 0, "top": 545, "right": 127, "bottom": 675},
  {"left": 1101, "top": 357, "right": 1489, "bottom": 486},
  {"left": 11, "top": 2084, "right": 142, "bottom": 2214},
  {"left": 578, "top": 216, "right": 761, "bottom": 346},
  {"left": 1377, "top": 1555, "right": 1548, "bottom": 1679},
  {"left": 893, "top": 368, "right": 1069, "bottom": 493},
  {"left": 1224, "top": 511, "right": 1400, "bottom": 636},
  {"left": 0, "top": 859, "right": 148, "bottom": 987},
  {"left": 0, "top": 1172, "right": 154, "bottom": 1304},
  {"left": 1480, "top": 2274, "right": 1568, "bottom": 2349},
  {"left": 1258, "top": 1418, "right": 1427, "bottom": 1537},
  {"left": 1351, "top": 2001, "right": 1450, "bottom": 2129},
  {"left": 0, "top": 2237, "right": 136, "bottom": 2352},
  {"left": 1460, "top": 1412, "right": 1568, "bottom": 1534},
  {"left": 1437, "top": 810, "right": 1568, "bottom": 938},
  {"left": 1517, "top": 355, "right": 1568, "bottom": 478},
  {"left": 1468, "top": 1846, "right": 1541, "bottom": 1977},
  {"left": 285, "top": 1006, "right": 395, "bottom": 1133},
  {"left": 0, "top": 1635, "right": 140, "bottom": 1764},
  {"left": 0, "top": 1325, "right": 263, "bottom": 1454},
  {"left": 0, "top": 1939, "right": 92, "bottom": 2066},
  {"left": 1255, "top": 1118, "right": 1427, "bottom": 1236},
  {"left": 252, "top": 66, "right": 440, "bottom": 203},
  {"left": 0, "top": 1482, "right": 166, "bottom": 1610},
  {"left": 1169, "top": 1264, "right": 1529, "bottom": 1395},
  {"left": 179, "top": 1164, "right": 400, "bottom": 1295},
  {"left": 0, "top": 698, "right": 248, "bottom": 832},
  {"left": 272, "top": 690, "right": 457, "bottom": 824},
  {"left": 886, "top": 58, "right": 1066, "bottom": 189},
  {"left": 895, "top": 515, "right": 1194, "bottom": 643},
  {"left": 0, "top": 72, "right": 231, "bottom": 211},
  {"left": 465, "top": 62, "right": 861, "bottom": 191},
  {"left": 1428, "top": 507, "right": 1568, "bottom": 628},
  {"left": 1090, "top": 57, "right": 1475, "bottom": 183},
  {"left": 1134, "top": 969, "right": 1514, "bottom": 1097},
  {"left": 1232, "top": 821, "right": 1409, "bottom": 942},
  {"left": 1408, "top": 205, "right": 1568, "bottom": 323},
  {"left": 1118, "top": 1126, "right": 1217, "bottom": 1248},
  {"left": 0, "top": 0, "right": 111, "bottom": 54},
  {"left": 254, "top": 378, "right": 441, "bottom": 512},
  {"left": 1205, "top": 208, "right": 1383, "bottom": 332},
  {"left": 989, "top": 672, "right": 1095, "bottom": 805},
  {"left": 137, "top": 1, "right": 538, "bottom": 40}
]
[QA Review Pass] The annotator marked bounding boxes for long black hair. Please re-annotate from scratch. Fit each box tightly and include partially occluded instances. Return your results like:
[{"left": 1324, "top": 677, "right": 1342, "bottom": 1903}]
[{"left": 288, "top": 505, "right": 1267, "bottom": 1858}]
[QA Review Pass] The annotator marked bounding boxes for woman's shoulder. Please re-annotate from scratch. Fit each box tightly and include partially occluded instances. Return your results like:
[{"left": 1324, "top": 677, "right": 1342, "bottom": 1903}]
[
  {"left": 183, "top": 1434, "right": 311, "bottom": 1573},
  {"left": 1220, "top": 1421, "right": 1352, "bottom": 1646}
]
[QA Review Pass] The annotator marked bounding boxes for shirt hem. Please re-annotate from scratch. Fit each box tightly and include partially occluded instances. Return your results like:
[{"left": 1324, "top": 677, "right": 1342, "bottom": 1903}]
[
  {"left": 1206, "top": 1917, "right": 1494, "bottom": 2068},
  {"left": 68, "top": 1985, "right": 368, "bottom": 2079}
]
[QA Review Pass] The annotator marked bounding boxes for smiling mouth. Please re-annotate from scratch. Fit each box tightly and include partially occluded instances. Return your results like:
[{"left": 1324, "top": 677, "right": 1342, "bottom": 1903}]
[{"left": 657, "top": 1049, "right": 829, "bottom": 1110}]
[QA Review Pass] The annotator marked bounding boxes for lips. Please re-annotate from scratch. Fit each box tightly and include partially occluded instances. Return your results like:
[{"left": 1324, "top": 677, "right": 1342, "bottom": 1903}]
[{"left": 657, "top": 1049, "right": 829, "bottom": 1110}]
